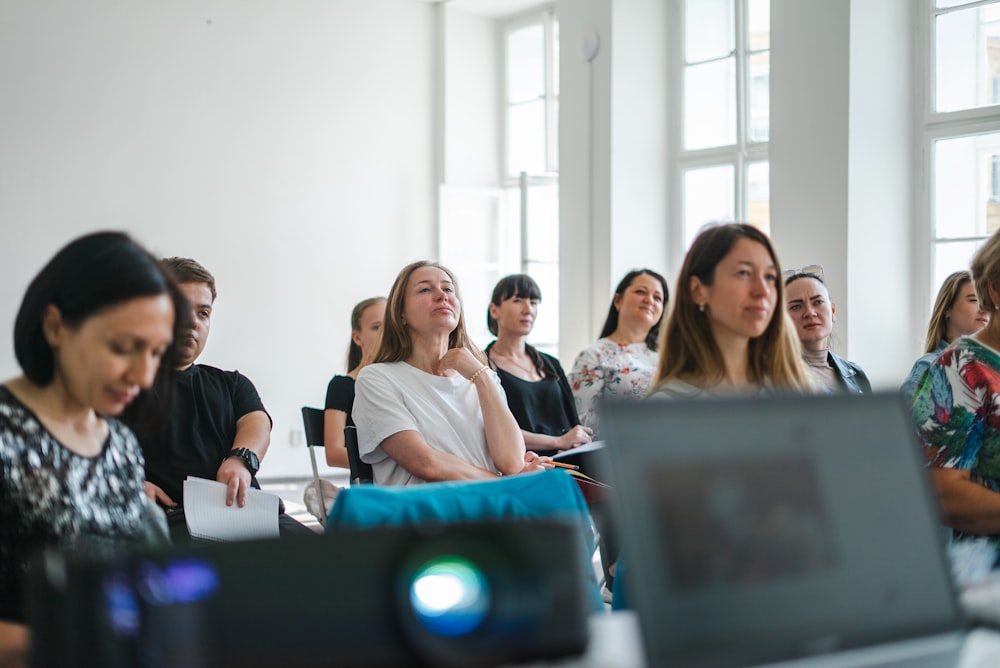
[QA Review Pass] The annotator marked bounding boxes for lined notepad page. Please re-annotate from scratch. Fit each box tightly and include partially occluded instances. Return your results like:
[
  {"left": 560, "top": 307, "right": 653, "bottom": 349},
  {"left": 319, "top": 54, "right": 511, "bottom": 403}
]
[{"left": 183, "top": 476, "right": 280, "bottom": 541}]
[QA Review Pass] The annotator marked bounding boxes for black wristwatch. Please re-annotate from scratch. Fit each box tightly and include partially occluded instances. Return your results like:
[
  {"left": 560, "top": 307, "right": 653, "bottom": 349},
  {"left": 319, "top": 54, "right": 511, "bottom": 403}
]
[{"left": 224, "top": 447, "right": 260, "bottom": 477}]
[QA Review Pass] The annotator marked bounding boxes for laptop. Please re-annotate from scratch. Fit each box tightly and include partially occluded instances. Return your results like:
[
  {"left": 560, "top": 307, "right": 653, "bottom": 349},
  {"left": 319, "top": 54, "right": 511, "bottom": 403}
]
[{"left": 601, "top": 392, "right": 974, "bottom": 668}]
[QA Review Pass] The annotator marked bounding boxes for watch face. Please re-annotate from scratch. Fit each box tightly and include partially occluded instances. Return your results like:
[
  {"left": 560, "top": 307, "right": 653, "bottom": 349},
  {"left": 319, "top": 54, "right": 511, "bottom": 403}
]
[{"left": 230, "top": 448, "right": 259, "bottom": 475}]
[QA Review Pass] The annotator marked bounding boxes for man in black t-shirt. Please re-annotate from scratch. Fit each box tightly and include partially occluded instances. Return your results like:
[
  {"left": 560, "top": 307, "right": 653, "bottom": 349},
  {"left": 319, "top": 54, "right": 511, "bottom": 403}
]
[{"left": 140, "top": 257, "right": 310, "bottom": 538}]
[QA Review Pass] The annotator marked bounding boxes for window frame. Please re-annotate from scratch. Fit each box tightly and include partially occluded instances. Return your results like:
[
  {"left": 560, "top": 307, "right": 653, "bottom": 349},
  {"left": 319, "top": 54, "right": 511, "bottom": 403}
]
[
  {"left": 921, "top": 0, "right": 1000, "bottom": 306},
  {"left": 670, "top": 0, "right": 770, "bottom": 268}
]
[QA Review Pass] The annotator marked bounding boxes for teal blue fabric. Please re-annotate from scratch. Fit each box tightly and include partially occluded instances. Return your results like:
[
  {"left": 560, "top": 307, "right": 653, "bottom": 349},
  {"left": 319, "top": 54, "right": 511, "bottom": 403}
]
[{"left": 327, "top": 470, "right": 603, "bottom": 611}]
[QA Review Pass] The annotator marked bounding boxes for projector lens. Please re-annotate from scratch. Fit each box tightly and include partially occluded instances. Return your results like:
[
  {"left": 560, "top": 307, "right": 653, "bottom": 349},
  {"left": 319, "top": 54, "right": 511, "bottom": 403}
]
[{"left": 409, "top": 556, "right": 490, "bottom": 637}]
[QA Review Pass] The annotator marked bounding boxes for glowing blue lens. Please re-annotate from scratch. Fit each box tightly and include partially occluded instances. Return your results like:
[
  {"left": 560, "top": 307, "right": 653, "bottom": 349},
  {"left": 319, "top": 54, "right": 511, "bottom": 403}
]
[{"left": 409, "top": 556, "right": 490, "bottom": 637}]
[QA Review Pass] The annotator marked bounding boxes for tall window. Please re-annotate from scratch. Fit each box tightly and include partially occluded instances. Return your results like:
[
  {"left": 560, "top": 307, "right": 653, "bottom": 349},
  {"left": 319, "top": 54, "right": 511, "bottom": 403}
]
[
  {"left": 438, "top": 7, "right": 559, "bottom": 354},
  {"left": 928, "top": 0, "right": 1000, "bottom": 292},
  {"left": 678, "top": 0, "right": 770, "bottom": 248},
  {"left": 502, "top": 8, "right": 560, "bottom": 355}
]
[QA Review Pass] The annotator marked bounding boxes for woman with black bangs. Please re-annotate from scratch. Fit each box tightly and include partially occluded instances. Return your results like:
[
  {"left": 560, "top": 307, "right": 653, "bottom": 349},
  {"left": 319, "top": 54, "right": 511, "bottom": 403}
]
[{"left": 485, "top": 274, "right": 593, "bottom": 458}]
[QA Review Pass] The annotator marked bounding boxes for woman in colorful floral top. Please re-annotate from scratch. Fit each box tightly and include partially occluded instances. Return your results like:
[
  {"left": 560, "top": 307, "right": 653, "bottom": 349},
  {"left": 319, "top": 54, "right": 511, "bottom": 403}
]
[
  {"left": 912, "top": 230, "right": 1000, "bottom": 548},
  {"left": 902, "top": 270, "right": 988, "bottom": 401},
  {"left": 568, "top": 269, "right": 668, "bottom": 438}
]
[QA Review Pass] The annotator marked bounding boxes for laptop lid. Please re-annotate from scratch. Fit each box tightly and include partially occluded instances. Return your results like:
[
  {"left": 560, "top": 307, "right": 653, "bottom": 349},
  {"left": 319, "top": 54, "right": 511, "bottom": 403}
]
[{"left": 602, "top": 392, "right": 965, "bottom": 668}]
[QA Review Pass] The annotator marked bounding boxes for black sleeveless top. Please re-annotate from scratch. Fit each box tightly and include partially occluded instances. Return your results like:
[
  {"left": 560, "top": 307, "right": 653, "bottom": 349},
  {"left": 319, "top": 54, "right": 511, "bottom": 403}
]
[{"left": 485, "top": 343, "right": 579, "bottom": 444}]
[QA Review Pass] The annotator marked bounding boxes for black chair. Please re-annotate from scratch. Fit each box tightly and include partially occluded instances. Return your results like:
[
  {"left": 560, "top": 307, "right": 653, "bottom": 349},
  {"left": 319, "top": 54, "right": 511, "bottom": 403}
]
[
  {"left": 344, "top": 425, "right": 374, "bottom": 485},
  {"left": 300, "top": 406, "right": 332, "bottom": 518}
]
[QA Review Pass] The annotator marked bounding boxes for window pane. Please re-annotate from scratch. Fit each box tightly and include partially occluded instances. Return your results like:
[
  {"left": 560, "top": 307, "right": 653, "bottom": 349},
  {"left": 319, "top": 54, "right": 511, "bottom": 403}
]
[
  {"left": 748, "top": 52, "right": 770, "bottom": 142},
  {"left": 748, "top": 0, "right": 770, "bottom": 51},
  {"left": 934, "top": 132, "right": 1000, "bottom": 239},
  {"left": 685, "top": 58, "right": 737, "bottom": 150},
  {"left": 525, "top": 183, "right": 559, "bottom": 263},
  {"left": 525, "top": 260, "right": 560, "bottom": 347},
  {"left": 746, "top": 161, "right": 770, "bottom": 234},
  {"left": 684, "top": 165, "right": 735, "bottom": 248},
  {"left": 508, "top": 100, "right": 546, "bottom": 176},
  {"left": 507, "top": 24, "right": 544, "bottom": 104},
  {"left": 934, "top": 240, "right": 986, "bottom": 297},
  {"left": 549, "top": 98, "right": 559, "bottom": 173},
  {"left": 685, "top": 0, "right": 734, "bottom": 63},
  {"left": 935, "top": 3, "right": 1000, "bottom": 112},
  {"left": 552, "top": 19, "right": 560, "bottom": 97}
]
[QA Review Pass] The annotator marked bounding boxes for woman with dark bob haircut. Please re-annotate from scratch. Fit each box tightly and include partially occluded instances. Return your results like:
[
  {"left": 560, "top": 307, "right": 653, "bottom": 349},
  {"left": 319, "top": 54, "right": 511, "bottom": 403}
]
[
  {"left": 485, "top": 274, "right": 592, "bottom": 456},
  {"left": 0, "top": 231, "right": 187, "bottom": 662},
  {"left": 568, "top": 268, "right": 668, "bottom": 437}
]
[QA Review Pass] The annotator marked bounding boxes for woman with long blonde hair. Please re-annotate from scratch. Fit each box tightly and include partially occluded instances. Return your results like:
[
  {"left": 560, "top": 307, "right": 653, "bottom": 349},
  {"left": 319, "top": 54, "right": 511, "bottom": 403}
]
[
  {"left": 650, "top": 223, "right": 812, "bottom": 397},
  {"left": 901, "top": 270, "right": 988, "bottom": 400},
  {"left": 352, "top": 261, "right": 548, "bottom": 485}
]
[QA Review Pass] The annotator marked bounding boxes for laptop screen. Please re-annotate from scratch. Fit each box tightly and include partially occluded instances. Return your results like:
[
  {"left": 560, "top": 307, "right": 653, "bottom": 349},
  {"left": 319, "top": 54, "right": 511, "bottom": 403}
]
[{"left": 602, "top": 392, "right": 964, "bottom": 668}]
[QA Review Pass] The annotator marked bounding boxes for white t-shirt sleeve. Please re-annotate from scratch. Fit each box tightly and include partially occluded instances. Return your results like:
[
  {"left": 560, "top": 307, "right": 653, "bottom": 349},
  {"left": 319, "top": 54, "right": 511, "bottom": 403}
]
[{"left": 352, "top": 364, "right": 418, "bottom": 464}]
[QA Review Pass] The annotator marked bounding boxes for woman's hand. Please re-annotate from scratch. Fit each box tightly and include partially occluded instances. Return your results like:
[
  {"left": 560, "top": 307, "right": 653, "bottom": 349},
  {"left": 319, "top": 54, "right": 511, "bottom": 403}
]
[
  {"left": 518, "top": 450, "right": 552, "bottom": 474},
  {"left": 554, "top": 425, "right": 594, "bottom": 451},
  {"left": 437, "top": 347, "right": 485, "bottom": 379}
]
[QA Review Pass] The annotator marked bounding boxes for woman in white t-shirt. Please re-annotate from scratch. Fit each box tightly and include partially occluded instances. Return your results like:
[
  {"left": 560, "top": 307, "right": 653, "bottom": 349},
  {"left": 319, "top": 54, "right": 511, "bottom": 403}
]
[{"left": 352, "top": 261, "right": 549, "bottom": 486}]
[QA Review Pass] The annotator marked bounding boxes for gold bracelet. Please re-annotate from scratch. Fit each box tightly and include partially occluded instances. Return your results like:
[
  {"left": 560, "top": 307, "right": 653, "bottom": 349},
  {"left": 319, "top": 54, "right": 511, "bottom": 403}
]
[{"left": 469, "top": 365, "right": 490, "bottom": 384}]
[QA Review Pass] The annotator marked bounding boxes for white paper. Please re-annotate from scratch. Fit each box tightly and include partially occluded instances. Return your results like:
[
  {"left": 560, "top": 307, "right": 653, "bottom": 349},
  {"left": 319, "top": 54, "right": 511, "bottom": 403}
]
[
  {"left": 183, "top": 476, "right": 280, "bottom": 541},
  {"left": 552, "top": 439, "right": 606, "bottom": 460}
]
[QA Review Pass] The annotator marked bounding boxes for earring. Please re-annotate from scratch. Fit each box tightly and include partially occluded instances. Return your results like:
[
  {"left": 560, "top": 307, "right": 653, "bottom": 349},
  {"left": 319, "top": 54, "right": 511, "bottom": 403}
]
[{"left": 698, "top": 304, "right": 706, "bottom": 313}]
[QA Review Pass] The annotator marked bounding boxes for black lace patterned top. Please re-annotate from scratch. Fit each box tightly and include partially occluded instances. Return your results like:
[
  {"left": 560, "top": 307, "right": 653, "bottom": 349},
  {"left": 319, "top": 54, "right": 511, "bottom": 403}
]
[{"left": 0, "top": 385, "right": 148, "bottom": 622}]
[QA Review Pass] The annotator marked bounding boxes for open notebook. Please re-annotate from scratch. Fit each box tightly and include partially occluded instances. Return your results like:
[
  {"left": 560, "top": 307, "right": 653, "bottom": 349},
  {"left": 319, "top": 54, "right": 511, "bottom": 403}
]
[
  {"left": 601, "top": 392, "right": 995, "bottom": 668},
  {"left": 182, "top": 476, "right": 279, "bottom": 541}
]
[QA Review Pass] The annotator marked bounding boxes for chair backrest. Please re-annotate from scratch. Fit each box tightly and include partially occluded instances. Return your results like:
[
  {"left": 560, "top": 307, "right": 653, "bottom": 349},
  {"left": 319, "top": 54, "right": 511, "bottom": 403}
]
[
  {"left": 344, "top": 425, "right": 374, "bottom": 485},
  {"left": 327, "top": 469, "right": 603, "bottom": 611},
  {"left": 300, "top": 406, "right": 329, "bottom": 518}
]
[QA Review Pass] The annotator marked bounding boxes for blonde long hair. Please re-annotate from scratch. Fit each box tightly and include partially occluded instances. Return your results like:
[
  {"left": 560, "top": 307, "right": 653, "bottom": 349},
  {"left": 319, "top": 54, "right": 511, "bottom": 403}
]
[
  {"left": 652, "top": 223, "right": 812, "bottom": 392},
  {"left": 923, "top": 271, "right": 972, "bottom": 354},
  {"left": 371, "top": 260, "right": 488, "bottom": 367}
]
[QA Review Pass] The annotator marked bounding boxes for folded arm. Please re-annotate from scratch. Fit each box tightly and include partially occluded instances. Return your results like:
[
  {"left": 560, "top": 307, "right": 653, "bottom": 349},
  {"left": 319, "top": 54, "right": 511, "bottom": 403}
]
[{"left": 930, "top": 467, "right": 1000, "bottom": 534}]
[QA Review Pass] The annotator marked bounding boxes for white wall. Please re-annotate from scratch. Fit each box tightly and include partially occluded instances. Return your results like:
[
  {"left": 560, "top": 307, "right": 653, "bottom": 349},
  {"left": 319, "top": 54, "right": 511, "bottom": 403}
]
[
  {"left": 771, "top": 0, "right": 914, "bottom": 388},
  {"left": 0, "top": 0, "right": 437, "bottom": 478},
  {"left": 442, "top": 7, "right": 499, "bottom": 187},
  {"left": 557, "top": 0, "right": 669, "bottom": 368}
]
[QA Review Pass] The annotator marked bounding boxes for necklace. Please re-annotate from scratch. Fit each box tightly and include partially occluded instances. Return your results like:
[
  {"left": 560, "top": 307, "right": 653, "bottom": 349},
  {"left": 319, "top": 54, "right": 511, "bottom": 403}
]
[{"left": 490, "top": 350, "right": 540, "bottom": 380}]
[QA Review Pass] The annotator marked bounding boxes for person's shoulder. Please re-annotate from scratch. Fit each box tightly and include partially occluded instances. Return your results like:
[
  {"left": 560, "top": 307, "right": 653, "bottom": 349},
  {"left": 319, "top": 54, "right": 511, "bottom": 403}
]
[
  {"left": 192, "top": 363, "right": 253, "bottom": 380},
  {"left": 327, "top": 374, "right": 355, "bottom": 389},
  {"left": 647, "top": 378, "right": 703, "bottom": 399},
  {"left": 538, "top": 350, "right": 565, "bottom": 370},
  {"left": 357, "top": 362, "right": 402, "bottom": 382}
]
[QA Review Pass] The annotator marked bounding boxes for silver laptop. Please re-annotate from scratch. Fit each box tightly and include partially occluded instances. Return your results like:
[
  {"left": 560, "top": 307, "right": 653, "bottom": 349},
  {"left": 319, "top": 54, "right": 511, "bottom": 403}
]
[{"left": 601, "top": 392, "right": 969, "bottom": 668}]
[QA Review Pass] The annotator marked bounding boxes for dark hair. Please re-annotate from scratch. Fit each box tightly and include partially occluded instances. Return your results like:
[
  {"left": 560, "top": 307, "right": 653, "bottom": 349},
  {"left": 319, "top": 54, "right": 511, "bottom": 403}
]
[
  {"left": 14, "top": 231, "right": 189, "bottom": 427},
  {"left": 485, "top": 274, "right": 555, "bottom": 380},
  {"left": 598, "top": 269, "right": 669, "bottom": 351},
  {"left": 347, "top": 296, "right": 386, "bottom": 372},
  {"left": 784, "top": 271, "right": 826, "bottom": 288},
  {"left": 161, "top": 257, "right": 217, "bottom": 301},
  {"left": 487, "top": 274, "right": 542, "bottom": 335}
]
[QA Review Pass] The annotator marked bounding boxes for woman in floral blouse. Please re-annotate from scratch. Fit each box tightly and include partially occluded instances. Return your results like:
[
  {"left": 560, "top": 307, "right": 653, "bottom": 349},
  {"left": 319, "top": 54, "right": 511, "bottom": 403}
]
[
  {"left": 568, "top": 268, "right": 668, "bottom": 438},
  {"left": 912, "top": 228, "right": 1000, "bottom": 550}
]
